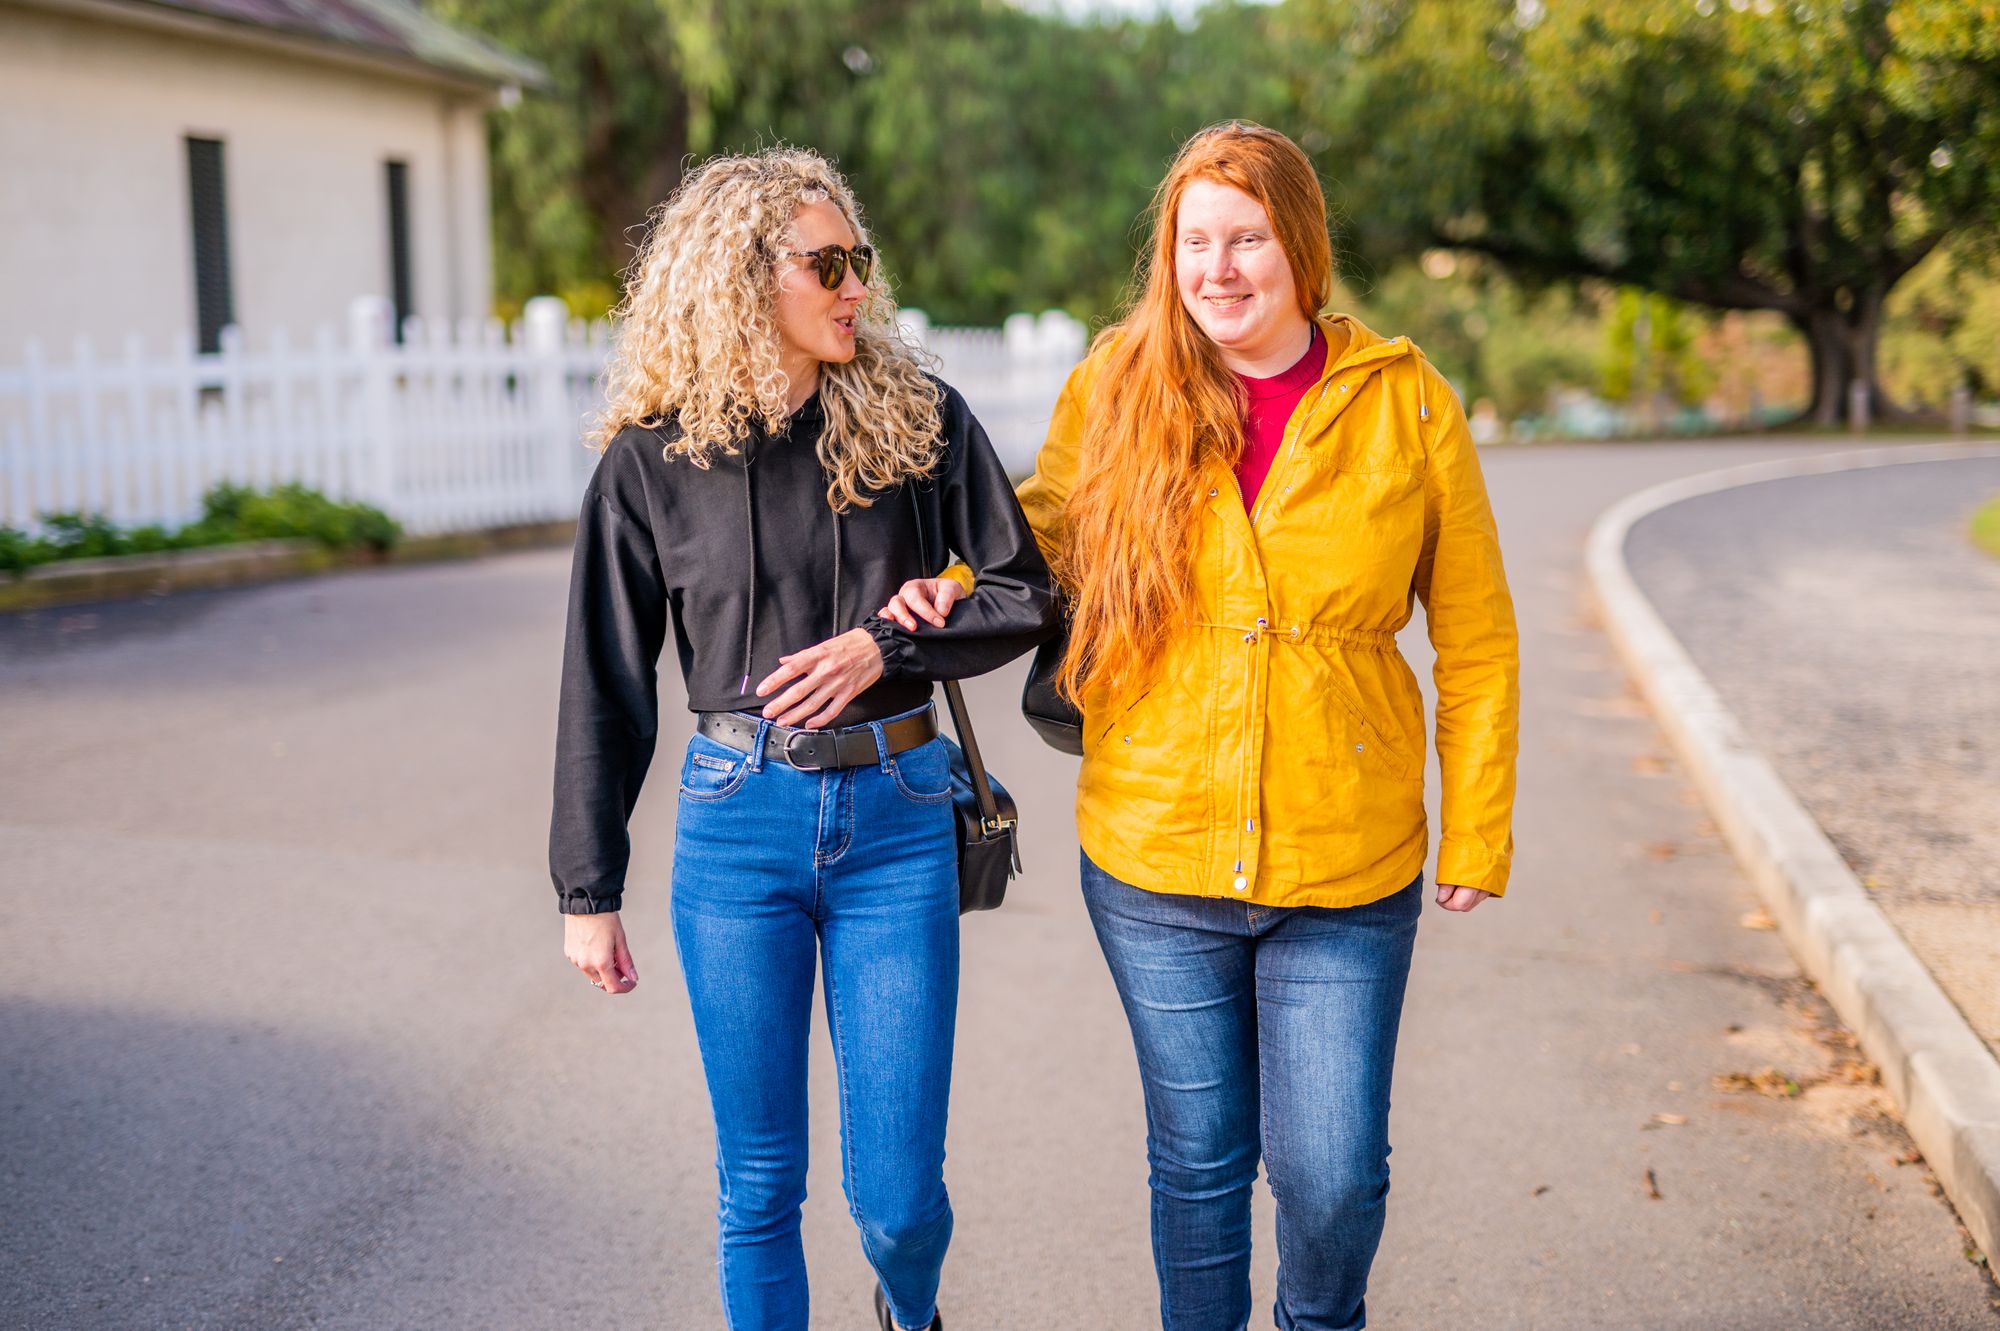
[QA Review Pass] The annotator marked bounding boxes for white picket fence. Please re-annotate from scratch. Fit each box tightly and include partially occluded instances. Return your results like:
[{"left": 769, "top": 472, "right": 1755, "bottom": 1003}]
[{"left": 0, "top": 298, "right": 1087, "bottom": 537}]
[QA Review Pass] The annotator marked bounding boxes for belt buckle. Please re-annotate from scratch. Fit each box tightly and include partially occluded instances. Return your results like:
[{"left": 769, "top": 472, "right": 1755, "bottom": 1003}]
[{"left": 782, "top": 728, "right": 831, "bottom": 770}]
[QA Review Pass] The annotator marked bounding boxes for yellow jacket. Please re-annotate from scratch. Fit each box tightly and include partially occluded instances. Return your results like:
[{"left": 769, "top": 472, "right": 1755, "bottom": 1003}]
[{"left": 1011, "top": 315, "right": 1519, "bottom": 907}]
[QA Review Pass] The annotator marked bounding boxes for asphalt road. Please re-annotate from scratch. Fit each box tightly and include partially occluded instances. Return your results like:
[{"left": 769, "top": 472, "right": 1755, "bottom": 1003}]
[
  {"left": 1624, "top": 453, "right": 2000, "bottom": 1057},
  {"left": 3, "top": 439, "right": 1996, "bottom": 1329}
]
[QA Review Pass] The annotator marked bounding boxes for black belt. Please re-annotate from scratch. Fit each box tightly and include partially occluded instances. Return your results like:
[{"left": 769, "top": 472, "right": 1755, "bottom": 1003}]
[{"left": 695, "top": 704, "right": 939, "bottom": 771}]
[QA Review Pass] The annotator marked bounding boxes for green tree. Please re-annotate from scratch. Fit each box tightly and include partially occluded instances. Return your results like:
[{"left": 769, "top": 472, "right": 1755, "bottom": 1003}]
[
  {"left": 431, "top": 0, "right": 1290, "bottom": 324},
  {"left": 1284, "top": 0, "right": 2000, "bottom": 424},
  {"left": 845, "top": 0, "right": 1290, "bottom": 324},
  {"left": 1337, "top": 255, "right": 1602, "bottom": 419},
  {"left": 1880, "top": 242, "right": 2000, "bottom": 406},
  {"left": 430, "top": 0, "right": 921, "bottom": 311}
]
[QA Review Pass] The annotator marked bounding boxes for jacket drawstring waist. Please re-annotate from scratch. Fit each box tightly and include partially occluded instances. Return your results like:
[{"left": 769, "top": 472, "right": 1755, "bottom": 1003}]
[
  {"left": 1190, "top": 618, "right": 1402, "bottom": 889},
  {"left": 1192, "top": 619, "right": 1399, "bottom": 651}
]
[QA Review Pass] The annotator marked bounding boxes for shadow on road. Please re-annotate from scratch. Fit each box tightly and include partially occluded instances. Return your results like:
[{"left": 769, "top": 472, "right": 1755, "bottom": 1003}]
[{"left": 0, "top": 999, "right": 494, "bottom": 1330}]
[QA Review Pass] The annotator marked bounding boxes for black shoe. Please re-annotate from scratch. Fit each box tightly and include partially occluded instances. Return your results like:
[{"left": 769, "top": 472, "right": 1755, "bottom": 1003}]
[{"left": 873, "top": 1283, "right": 942, "bottom": 1331}]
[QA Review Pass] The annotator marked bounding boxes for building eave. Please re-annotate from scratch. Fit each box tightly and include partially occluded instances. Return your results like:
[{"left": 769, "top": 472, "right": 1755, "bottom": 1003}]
[{"left": 5, "top": 0, "right": 548, "bottom": 99}]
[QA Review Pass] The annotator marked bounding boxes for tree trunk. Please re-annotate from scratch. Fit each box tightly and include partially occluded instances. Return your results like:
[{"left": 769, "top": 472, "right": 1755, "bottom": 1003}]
[{"left": 1796, "top": 298, "right": 1896, "bottom": 425}]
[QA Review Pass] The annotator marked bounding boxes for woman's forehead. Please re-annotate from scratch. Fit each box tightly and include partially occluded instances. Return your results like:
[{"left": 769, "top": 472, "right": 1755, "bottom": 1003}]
[
  {"left": 791, "top": 198, "right": 856, "bottom": 248},
  {"left": 1176, "top": 179, "right": 1268, "bottom": 232}
]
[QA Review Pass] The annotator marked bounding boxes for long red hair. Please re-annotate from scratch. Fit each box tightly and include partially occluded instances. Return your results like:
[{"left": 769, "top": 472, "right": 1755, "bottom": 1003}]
[{"left": 1056, "top": 122, "right": 1334, "bottom": 705}]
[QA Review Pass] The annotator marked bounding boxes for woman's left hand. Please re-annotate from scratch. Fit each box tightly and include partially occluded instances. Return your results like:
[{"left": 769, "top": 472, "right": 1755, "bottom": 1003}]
[
  {"left": 1435, "top": 882, "right": 1492, "bottom": 912},
  {"left": 877, "top": 576, "right": 965, "bottom": 631},
  {"left": 756, "top": 628, "right": 885, "bottom": 728}
]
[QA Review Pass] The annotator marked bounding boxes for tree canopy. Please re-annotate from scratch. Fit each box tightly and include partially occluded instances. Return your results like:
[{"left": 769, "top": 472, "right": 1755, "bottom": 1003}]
[
  {"left": 435, "top": 0, "right": 2000, "bottom": 422},
  {"left": 1286, "top": 0, "right": 2000, "bottom": 421}
]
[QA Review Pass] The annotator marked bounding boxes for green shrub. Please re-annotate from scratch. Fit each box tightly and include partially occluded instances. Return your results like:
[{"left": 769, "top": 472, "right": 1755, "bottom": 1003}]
[
  {"left": 0, "top": 526, "right": 59, "bottom": 574},
  {"left": 180, "top": 482, "right": 400, "bottom": 552},
  {"left": 0, "top": 483, "right": 402, "bottom": 575},
  {"left": 42, "top": 512, "right": 133, "bottom": 560}
]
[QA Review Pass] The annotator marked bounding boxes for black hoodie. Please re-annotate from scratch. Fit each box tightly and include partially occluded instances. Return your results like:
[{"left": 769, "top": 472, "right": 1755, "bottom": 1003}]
[{"left": 549, "top": 379, "right": 1058, "bottom": 914}]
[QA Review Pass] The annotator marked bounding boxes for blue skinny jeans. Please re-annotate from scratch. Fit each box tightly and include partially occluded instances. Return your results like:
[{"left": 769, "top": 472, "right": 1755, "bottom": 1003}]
[
  {"left": 671, "top": 709, "right": 959, "bottom": 1331},
  {"left": 1081, "top": 851, "right": 1422, "bottom": 1331}
]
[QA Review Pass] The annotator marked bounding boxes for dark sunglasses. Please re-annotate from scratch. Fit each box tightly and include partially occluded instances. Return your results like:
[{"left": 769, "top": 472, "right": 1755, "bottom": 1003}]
[{"left": 784, "top": 243, "right": 875, "bottom": 291}]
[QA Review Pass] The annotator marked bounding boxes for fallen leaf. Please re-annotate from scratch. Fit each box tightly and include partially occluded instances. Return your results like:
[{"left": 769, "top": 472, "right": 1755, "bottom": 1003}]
[
  {"left": 1644, "top": 1168, "right": 1663, "bottom": 1200},
  {"left": 1739, "top": 909, "right": 1776, "bottom": 931},
  {"left": 1644, "top": 841, "right": 1681, "bottom": 861},
  {"left": 1531, "top": 1185, "right": 1550, "bottom": 1198},
  {"left": 1713, "top": 1067, "right": 1802, "bottom": 1098},
  {"left": 1649, "top": 1113, "right": 1689, "bottom": 1126},
  {"left": 1631, "top": 753, "right": 1669, "bottom": 775},
  {"left": 1893, "top": 1148, "right": 1923, "bottom": 1167}
]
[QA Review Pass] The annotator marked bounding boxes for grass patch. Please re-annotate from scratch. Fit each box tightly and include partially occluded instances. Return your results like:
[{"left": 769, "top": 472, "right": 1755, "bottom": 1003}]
[
  {"left": 1972, "top": 494, "right": 2000, "bottom": 560},
  {"left": 0, "top": 483, "right": 400, "bottom": 574}
]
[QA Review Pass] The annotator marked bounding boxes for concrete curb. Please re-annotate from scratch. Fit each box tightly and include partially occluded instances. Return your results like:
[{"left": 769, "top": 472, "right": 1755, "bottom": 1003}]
[
  {"left": 1586, "top": 441, "right": 2000, "bottom": 1265},
  {"left": 0, "top": 521, "right": 574, "bottom": 614}
]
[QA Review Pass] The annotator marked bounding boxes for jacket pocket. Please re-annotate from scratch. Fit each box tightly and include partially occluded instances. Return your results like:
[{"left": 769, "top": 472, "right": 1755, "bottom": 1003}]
[{"left": 1317, "top": 661, "right": 1420, "bottom": 781}]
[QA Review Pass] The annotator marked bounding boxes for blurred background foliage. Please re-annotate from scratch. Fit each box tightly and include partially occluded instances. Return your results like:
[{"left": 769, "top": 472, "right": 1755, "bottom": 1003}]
[{"left": 432, "top": 0, "right": 2000, "bottom": 430}]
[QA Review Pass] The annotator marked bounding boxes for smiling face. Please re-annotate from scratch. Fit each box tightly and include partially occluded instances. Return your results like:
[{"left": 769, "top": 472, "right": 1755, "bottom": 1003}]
[
  {"left": 772, "top": 198, "right": 870, "bottom": 405},
  {"left": 1173, "top": 179, "right": 1311, "bottom": 376}
]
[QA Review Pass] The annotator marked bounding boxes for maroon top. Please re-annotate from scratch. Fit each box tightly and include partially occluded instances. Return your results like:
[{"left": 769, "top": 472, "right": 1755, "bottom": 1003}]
[{"left": 1233, "top": 328, "right": 1327, "bottom": 513}]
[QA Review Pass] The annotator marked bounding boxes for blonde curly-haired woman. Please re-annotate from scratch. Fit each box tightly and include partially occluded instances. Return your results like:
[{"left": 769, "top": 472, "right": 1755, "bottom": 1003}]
[{"left": 549, "top": 148, "right": 1055, "bottom": 1331}]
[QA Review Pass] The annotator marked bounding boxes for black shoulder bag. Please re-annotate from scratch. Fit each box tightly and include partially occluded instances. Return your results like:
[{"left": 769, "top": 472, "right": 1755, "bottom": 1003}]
[
  {"left": 1019, "top": 608, "right": 1083, "bottom": 755},
  {"left": 909, "top": 488, "right": 1020, "bottom": 913}
]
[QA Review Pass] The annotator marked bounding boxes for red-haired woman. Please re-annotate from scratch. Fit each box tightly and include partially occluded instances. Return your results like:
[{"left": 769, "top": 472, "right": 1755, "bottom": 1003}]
[{"left": 881, "top": 122, "right": 1519, "bottom": 1328}]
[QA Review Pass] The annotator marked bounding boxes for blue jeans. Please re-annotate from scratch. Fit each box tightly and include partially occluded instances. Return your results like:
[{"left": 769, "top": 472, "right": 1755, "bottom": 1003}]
[
  {"left": 670, "top": 708, "right": 959, "bottom": 1331},
  {"left": 1080, "top": 852, "right": 1422, "bottom": 1331}
]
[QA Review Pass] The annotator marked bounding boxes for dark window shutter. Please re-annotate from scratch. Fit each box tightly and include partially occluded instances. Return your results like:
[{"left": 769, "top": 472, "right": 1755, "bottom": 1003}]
[
  {"left": 385, "top": 160, "right": 413, "bottom": 342},
  {"left": 185, "top": 137, "right": 235, "bottom": 355}
]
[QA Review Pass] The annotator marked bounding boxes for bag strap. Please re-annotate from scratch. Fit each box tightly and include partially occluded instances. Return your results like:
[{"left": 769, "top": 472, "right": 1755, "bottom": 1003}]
[{"left": 909, "top": 486, "right": 1005, "bottom": 830}]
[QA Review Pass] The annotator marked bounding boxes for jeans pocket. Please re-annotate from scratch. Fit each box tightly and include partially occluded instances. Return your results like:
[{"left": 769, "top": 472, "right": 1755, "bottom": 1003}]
[
  {"left": 887, "top": 738, "right": 954, "bottom": 805},
  {"left": 679, "top": 735, "right": 750, "bottom": 802}
]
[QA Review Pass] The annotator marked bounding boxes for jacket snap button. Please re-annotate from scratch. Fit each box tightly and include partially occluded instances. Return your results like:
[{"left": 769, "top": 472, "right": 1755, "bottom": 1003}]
[
  {"left": 1355, "top": 742, "right": 1365, "bottom": 752},
  {"left": 1255, "top": 617, "right": 1268, "bottom": 628},
  {"left": 1209, "top": 487, "right": 1219, "bottom": 497},
  {"left": 1122, "top": 735, "right": 1131, "bottom": 744},
  {"left": 1242, "top": 633, "right": 1256, "bottom": 644},
  {"left": 1232, "top": 875, "right": 1248, "bottom": 892}
]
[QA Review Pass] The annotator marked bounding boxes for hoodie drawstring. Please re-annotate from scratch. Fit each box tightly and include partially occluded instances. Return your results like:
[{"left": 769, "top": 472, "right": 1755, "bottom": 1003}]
[
  {"left": 831, "top": 508, "right": 843, "bottom": 640},
  {"left": 740, "top": 444, "right": 846, "bottom": 707},
  {"left": 739, "top": 451, "right": 757, "bottom": 695}
]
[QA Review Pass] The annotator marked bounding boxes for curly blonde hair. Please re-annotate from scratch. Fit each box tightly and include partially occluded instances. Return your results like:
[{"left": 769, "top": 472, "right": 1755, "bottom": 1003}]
[{"left": 589, "top": 148, "right": 943, "bottom": 510}]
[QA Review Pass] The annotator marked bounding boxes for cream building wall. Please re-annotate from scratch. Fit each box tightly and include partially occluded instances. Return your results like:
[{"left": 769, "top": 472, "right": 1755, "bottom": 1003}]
[{"left": 0, "top": 3, "right": 497, "bottom": 358}]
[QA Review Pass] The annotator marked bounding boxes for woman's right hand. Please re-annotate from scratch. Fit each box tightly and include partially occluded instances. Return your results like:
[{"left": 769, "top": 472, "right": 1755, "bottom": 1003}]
[
  {"left": 877, "top": 576, "right": 964, "bottom": 631},
  {"left": 565, "top": 912, "right": 638, "bottom": 994}
]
